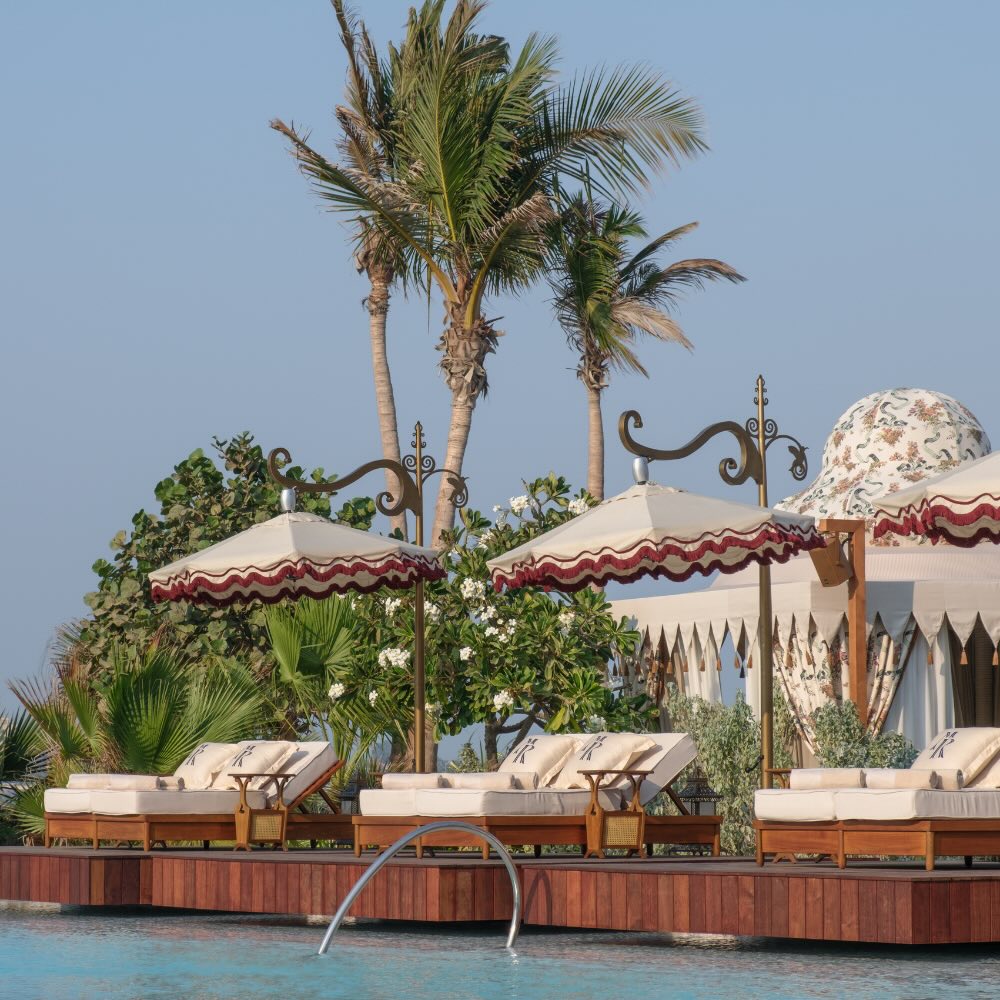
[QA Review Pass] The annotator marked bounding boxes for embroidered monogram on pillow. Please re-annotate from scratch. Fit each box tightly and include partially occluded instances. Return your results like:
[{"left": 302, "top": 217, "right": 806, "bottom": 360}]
[
  {"left": 554, "top": 733, "right": 656, "bottom": 790},
  {"left": 497, "top": 734, "right": 580, "bottom": 786},
  {"left": 173, "top": 742, "right": 239, "bottom": 790},
  {"left": 910, "top": 728, "right": 1000, "bottom": 784}
]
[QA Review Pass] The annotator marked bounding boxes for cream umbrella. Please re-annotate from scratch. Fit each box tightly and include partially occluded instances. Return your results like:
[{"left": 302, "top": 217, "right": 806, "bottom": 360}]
[
  {"left": 148, "top": 509, "right": 444, "bottom": 606},
  {"left": 488, "top": 478, "right": 823, "bottom": 593},
  {"left": 873, "top": 450, "right": 1000, "bottom": 547}
]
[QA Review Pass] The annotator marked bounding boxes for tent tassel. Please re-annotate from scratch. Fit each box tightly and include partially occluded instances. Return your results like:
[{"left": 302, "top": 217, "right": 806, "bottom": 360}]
[
  {"left": 960, "top": 647, "right": 969, "bottom": 666},
  {"left": 785, "top": 647, "right": 794, "bottom": 668},
  {"left": 747, "top": 654, "right": 753, "bottom": 670},
  {"left": 994, "top": 647, "right": 999, "bottom": 668},
  {"left": 716, "top": 656, "right": 722, "bottom": 672},
  {"left": 927, "top": 644, "right": 934, "bottom": 666},
  {"left": 734, "top": 654, "right": 741, "bottom": 671}
]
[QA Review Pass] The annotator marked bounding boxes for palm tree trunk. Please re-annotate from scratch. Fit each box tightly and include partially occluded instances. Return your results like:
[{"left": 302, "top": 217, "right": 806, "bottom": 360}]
[
  {"left": 366, "top": 271, "right": 407, "bottom": 538},
  {"left": 431, "top": 389, "right": 475, "bottom": 545},
  {"left": 587, "top": 384, "right": 605, "bottom": 501}
]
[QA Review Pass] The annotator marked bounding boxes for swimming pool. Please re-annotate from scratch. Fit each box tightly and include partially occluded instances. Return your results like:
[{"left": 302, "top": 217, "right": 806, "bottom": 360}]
[{"left": 1, "top": 907, "right": 997, "bottom": 1000}]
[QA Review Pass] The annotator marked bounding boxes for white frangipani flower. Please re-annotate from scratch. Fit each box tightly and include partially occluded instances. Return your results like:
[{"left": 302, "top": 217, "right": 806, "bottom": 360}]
[
  {"left": 567, "top": 497, "right": 589, "bottom": 516},
  {"left": 368, "top": 690, "right": 379, "bottom": 705},
  {"left": 460, "top": 578, "right": 487, "bottom": 604},
  {"left": 558, "top": 608, "right": 576, "bottom": 631},
  {"left": 378, "top": 647, "right": 411, "bottom": 669},
  {"left": 484, "top": 625, "right": 500, "bottom": 638},
  {"left": 480, "top": 605, "right": 497, "bottom": 622},
  {"left": 459, "top": 646, "right": 473, "bottom": 662},
  {"left": 586, "top": 714, "right": 607, "bottom": 732},
  {"left": 477, "top": 531, "right": 493, "bottom": 549},
  {"left": 509, "top": 495, "right": 530, "bottom": 515},
  {"left": 328, "top": 682, "right": 346, "bottom": 701},
  {"left": 383, "top": 596, "right": 403, "bottom": 618},
  {"left": 425, "top": 601, "right": 441, "bottom": 623},
  {"left": 493, "top": 690, "right": 515, "bottom": 712}
]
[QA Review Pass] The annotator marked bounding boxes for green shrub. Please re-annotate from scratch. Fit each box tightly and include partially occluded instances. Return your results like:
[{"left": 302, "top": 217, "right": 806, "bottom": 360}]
[{"left": 811, "top": 701, "right": 917, "bottom": 769}]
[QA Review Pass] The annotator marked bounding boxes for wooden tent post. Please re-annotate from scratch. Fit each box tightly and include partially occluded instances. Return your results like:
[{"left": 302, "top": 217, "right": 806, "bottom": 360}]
[{"left": 816, "top": 519, "right": 868, "bottom": 727}]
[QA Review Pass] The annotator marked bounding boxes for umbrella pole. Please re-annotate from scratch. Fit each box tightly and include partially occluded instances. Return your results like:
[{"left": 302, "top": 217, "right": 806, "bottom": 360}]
[
  {"left": 414, "top": 578, "right": 426, "bottom": 773},
  {"left": 758, "top": 563, "right": 775, "bottom": 789}
]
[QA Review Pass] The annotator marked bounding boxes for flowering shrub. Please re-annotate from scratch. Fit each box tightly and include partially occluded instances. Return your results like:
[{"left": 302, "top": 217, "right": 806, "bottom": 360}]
[{"left": 345, "top": 473, "right": 652, "bottom": 765}]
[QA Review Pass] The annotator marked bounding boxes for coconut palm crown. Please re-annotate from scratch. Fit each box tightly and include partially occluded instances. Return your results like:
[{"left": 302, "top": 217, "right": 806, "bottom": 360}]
[
  {"left": 546, "top": 192, "right": 745, "bottom": 500},
  {"left": 271, "top": 0, "right": 707, "bottom": 542}
]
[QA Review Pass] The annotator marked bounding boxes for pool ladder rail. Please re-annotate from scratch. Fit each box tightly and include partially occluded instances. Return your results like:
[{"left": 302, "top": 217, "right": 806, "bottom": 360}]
[{"left": 318, "top": 821, "right": 523, "bottom": 954}]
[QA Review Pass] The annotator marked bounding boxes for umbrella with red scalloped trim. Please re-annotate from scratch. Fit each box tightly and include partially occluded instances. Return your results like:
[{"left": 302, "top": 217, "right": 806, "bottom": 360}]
[
  {"left": 487, "top": 480, "right": 822, "bottom": 592},
  {"left": 873, "top": 451, "right": 1000, "bottom": 548},
  {"left": 148, "top": 510, "right": 444, "bottom": 606}
]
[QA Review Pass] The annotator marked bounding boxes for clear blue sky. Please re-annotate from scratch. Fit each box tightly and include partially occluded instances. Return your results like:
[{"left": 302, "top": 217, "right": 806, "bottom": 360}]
[{"left": 2, "top": 1, "right": 998, "bottom": 723}]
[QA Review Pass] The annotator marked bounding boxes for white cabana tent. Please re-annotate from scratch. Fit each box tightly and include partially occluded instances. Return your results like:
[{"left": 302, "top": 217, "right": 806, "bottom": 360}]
[
  {"left": 611, "top": 545, "right": 1000, "bottom": 753},
  {"left": 610, "top": 386, "right": 999, "bottom": 755}
]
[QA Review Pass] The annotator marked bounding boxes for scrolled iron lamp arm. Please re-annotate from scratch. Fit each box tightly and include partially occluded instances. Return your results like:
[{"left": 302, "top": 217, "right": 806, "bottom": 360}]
[{"left": 618, "top": 409, "right": 763, "bottom": 487}]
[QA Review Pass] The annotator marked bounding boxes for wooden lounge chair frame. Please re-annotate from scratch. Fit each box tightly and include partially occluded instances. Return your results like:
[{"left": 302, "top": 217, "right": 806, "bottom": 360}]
[
  {"left": 754, "top": 818, "right": 1000, "bottom": 871},
  {"left": 353, "top": 780, "right": 721, "bottom": 860},
  {"left": 44, "top": 758, "right": 350, "bottom": 851}
]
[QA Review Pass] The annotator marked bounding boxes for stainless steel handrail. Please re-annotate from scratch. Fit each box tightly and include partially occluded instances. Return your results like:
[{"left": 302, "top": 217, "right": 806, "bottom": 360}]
[{"left": 318, "top": 821, "right": 522, "bottom": 954}]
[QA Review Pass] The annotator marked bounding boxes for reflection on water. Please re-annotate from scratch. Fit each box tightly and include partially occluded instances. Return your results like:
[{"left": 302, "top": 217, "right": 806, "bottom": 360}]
[{"left": 1, "top": 908, "right": 998, "bottom": 1000}]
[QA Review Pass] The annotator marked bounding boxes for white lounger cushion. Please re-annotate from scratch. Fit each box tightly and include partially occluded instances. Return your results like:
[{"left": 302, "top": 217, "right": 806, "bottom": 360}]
[
  {"left": 834, "top": 789, "right": 1000, "bottom": 822},
  {"left": 45, "top": 788, "right": 96, "bottom": 814},
  {"left": 446, "top": 773, "right": 515, "bottom": 791},
  {"left": 359, "top": 787, "right": 622, "bottom": 818},
  {"left": 359, "top": 789, "right": 419, "bottom": 816},
  {"left": 87, "top": 788, "right": 266, "bottom": 815},
  {"left": 789, "top": 768, "right": 865, "bottom": 790},
  {"left": 212, "top": 740, "right": 295, "bottom": 791},
  {"left": 605, "top": 733, "right": 698, "bottom": 807},
  {"left": 754, "top": 789, "right": 838, "bottom": 822},
  {"left": 554, "top": 733, "right": 656, "bottom": 790},
  {"left": 278, "top": 742, "right": 339, "bottom": 805}
]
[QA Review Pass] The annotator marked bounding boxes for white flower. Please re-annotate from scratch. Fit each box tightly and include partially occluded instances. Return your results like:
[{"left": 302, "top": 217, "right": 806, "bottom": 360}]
[
  {"left": 558, "top": 608, "right": 575, "bottom": 631},
  {"left": 460, "top": 578, "right": 487, "bottom": 604},
  {"left": 586, "top": 714, "right": 606, "bottom": 732},
  {"left": 568, "top": 498, "right": 589, "bottom": 516},
  {"left": 425, "top": 601, "right": 441, "bottom": 623},
  {"left": 484, "top": 625, "right": 500, "bottom": 638},
  {"left": 493, "top": 510, "right": 508, "bottom": 528},
  {"left": 383, "top": 596, "right": 403, "bottom": 619},
  {"left": 509, "top": 495, "right": 530, "bottom": 515},
  {"left": 497, "top": 632, "right": 510, "bottom": 644},
  {"left": 492, "top": 504, "right": 504, "bottom": 513},
  {"left": 368, "top": 690, "right": 379, "bottom": 705},
  {"left": 459, "top": 646, "right": 473, "bottom": 662},
  {"left": 328, "top": 682, "right": 346, "bottom": 701},
  {"left": 378, "top": 647, "right": 411, "bottom": 669},
  {"left": 480, "top": 605, "right": 497, "bottom": 622},
  {"left": 477, "top": 531, "right": 493, "bottom": 550},
  {"left": 493, "top": 690, "right": 515, "bottom": 712},
  {"left": 426, "top": 702, "right": 440, "bottom": 719}
]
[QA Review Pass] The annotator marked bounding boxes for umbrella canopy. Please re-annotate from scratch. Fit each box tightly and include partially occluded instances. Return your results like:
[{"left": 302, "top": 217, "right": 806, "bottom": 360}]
[
  {"left": 487, "top": 482, "right": 823, "bottom": 592},
  {"left": 149, "top": 511, "right": 445, "bottom": 606},
  {"left": 873, "top": 451, "right": 1000, "bottom": 547}
]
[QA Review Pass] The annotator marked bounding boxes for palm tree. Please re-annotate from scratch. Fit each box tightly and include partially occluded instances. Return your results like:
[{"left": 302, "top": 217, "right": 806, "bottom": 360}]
[
  {"left": 271, "top": 0, "right": 708, "bottom": 543},
  {"left": 547, "top": 193, "right": 745, "bottom": 499},
  {"left": 273, "top": 0, "right": 409, "bottom": 534}
]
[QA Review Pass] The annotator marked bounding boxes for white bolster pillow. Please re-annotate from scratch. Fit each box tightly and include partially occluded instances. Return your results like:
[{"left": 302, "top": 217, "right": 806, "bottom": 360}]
[
  {"left": 508, "top": 771, "right": 538, "bottom": 790},
  {"left": 788, "top": 768, "right": 865, "bottom": 790},
  {"left": 443, "top": 772, "right": 515, "bottom": 790},
  {"left": 67, "top": 774, "right": 165, "bottom": 791},
  {"left": 380, "top": 772, "right": 445, "bottom": 790},
  {"left": 927, "top": 768, "right": 963, "bottom": 790},
  {"left": 157, "top": 776, "right": 186, "bottom": 790},
  {"left": 865, "top": 768, "right": 938, "bottom": 790}
]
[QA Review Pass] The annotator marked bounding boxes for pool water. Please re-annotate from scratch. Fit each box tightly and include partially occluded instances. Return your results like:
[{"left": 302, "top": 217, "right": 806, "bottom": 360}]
[{"left": 0, "top": 908, "right": 998, "bottom": 1000}]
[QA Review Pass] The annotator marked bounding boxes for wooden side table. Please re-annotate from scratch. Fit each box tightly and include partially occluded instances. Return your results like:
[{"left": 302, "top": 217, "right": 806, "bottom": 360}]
[
  {"left": 230, "top": 772, "right": 293, "bottom": 851},
  {"left": 579, "top": 769, "right": 651, "bottom": 859}
]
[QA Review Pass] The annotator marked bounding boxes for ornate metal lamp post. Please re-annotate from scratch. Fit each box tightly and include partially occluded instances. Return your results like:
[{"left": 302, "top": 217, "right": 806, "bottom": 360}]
[
  {"left": 618, "top": 375, "right": 809, "bottom": 788},
  {"left": 267, "top": 422, "right": 468, "bottom": 773}
]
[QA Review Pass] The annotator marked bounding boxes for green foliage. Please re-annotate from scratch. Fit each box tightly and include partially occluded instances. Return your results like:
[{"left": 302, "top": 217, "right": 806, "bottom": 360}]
[
  {"left": 811, "top": 701, "right": 918, "bottom": 769},
  {"left": 661, "top": 687, "right": 793, "bottom": 856},
  {"left": 447, "top": 741, "right": 490, "bottom": 773},
  {"left": 345, "top": 472, "right": 651, "bottom": 765},
  {"left": 77, "top": 434, "right": 361, "bottom": 676},
  {"left": 0, "top": 711, "right": 46, "bottom": 845}
]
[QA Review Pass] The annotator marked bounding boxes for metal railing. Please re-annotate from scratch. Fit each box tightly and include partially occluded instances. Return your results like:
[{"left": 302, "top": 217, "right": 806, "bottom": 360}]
[{"left": 318, "top": 821, "right": 522, "bottom": 954}]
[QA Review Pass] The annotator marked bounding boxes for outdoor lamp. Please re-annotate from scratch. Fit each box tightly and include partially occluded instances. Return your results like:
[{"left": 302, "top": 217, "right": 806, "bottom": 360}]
[{"left": 678, "top": 767, "right": 721, "bottom": 817}]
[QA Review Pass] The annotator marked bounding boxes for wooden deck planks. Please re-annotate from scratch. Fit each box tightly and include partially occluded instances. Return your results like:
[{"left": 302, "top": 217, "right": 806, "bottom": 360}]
[{"left": 6, "top": 849, "right": 1000, "bottom": 945}]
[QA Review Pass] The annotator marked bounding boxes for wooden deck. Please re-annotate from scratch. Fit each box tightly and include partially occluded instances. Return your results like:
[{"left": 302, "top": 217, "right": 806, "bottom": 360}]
[{"left": 4, "top": 846, "right": 1000, "bottom": 945}]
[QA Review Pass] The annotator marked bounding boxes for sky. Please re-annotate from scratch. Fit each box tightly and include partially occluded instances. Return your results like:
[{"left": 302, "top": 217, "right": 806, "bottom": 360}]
[{"left": 1, "top": 1, "right": 998, "bottom": 737}]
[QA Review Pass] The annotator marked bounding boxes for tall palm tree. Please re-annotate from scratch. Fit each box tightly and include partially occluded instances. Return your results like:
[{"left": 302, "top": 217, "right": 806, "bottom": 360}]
[
  {"left": 274, "top": 0, "right": 409, "bottom": 534},
  {"left": 271, "top": 0, "right": 708, "bottom": 543},
  {"left": 547, "top": 193, "right": 745, "bottom": 500}
]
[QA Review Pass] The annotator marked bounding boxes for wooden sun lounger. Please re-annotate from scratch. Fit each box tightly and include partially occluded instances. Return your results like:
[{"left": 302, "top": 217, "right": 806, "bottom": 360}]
[
  {"left": 353, "top": 780, "right": 721, "bottom": 860},
  {"left": 44, "top": 758, "right": 347, "bottom": 852},
  {"left": 754, "top": 818, "right": 1000, "bottom": 871}
]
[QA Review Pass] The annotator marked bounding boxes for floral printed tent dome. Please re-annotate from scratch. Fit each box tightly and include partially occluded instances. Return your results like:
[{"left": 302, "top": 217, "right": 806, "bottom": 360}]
[{"left": 776, "top": 388, "right": 990, "bottom": 544}]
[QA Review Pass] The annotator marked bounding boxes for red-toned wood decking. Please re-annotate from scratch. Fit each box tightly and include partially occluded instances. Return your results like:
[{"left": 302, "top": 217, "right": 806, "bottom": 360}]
[{"left": 4, "top": 847, "right": 1000, "bottom": 945}]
